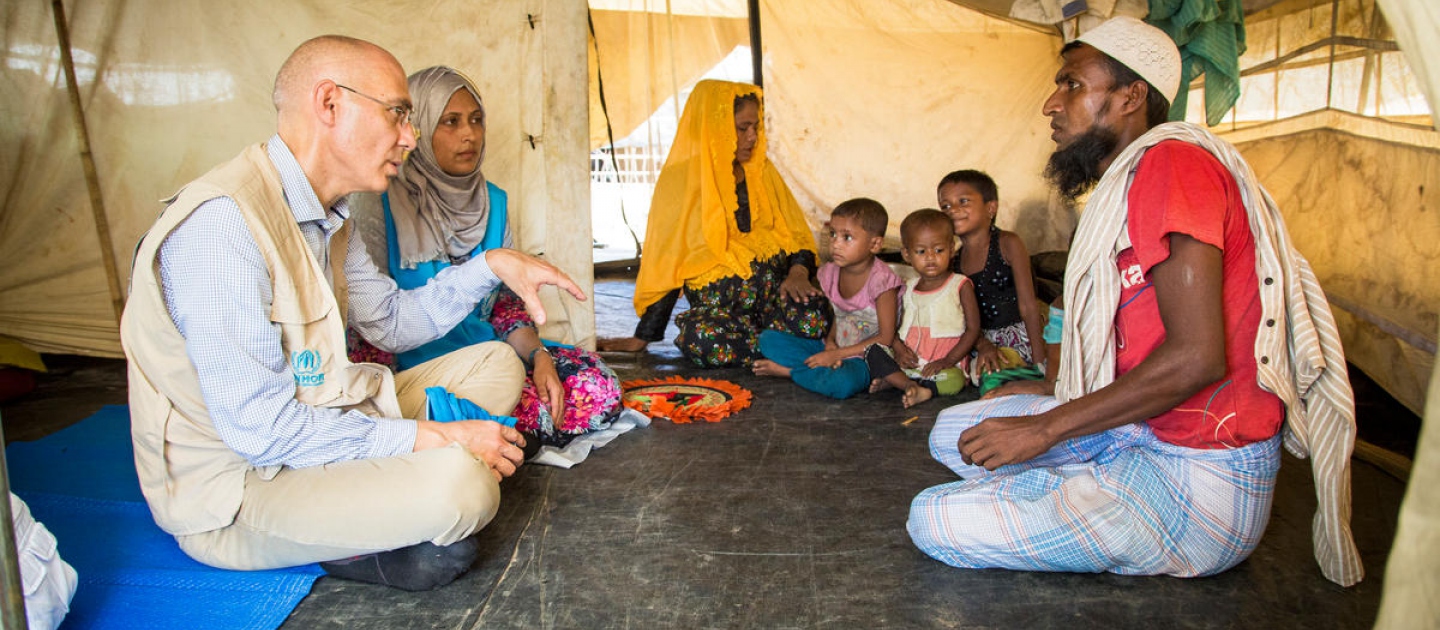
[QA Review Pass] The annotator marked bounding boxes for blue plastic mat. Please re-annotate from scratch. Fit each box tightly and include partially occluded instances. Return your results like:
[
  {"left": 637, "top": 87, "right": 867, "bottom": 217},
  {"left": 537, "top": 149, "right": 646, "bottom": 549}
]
[{"left": 6, "top": 405, "right": 322, "bottom": 630}]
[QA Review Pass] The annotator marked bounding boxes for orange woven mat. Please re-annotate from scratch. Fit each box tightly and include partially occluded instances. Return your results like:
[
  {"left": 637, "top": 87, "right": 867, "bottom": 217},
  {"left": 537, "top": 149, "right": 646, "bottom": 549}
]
[{"left": 620, "top": 377, "right": 752, "bottom": 424}]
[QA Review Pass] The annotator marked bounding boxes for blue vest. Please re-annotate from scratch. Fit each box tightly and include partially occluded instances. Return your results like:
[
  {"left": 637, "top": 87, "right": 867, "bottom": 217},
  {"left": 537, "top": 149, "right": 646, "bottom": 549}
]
[{"left": 385, "top": 183, "right": 509, "bottom": 370}]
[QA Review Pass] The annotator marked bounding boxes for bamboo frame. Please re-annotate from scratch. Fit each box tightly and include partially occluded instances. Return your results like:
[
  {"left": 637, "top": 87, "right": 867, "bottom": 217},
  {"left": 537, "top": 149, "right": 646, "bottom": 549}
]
[
  {"left": 52, "top": 0, "right": 126, "bottom": 327},
  {"left": 747, "top": 0, "right": 762, "bottom": 87}
]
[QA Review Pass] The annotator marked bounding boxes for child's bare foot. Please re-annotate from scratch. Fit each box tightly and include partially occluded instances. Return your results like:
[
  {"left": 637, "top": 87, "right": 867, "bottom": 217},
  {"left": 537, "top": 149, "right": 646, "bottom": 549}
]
[
  {"left": 902, "top": 385, "right": 933, "bottom": 408},
  {"left": 869, "top": 378, "right": 893, "bottom": 393},
  {"left": 596, "top": 336, "right": 648, "bottom": 353},
  {"left": 752, "top": 359, "right": 791, "bottom": 378}
]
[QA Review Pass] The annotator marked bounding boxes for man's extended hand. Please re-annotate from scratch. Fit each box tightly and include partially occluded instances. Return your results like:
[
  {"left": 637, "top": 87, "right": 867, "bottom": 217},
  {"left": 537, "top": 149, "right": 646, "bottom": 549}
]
[
  {"left": 484, "top": 249, "right": 587, "bottom": 326},
  {"left": 415, "top": 419, "right": 528, "bottom": 481},
  {"left": 958, "top": 414, "right": 1056, "bottom": 471}
]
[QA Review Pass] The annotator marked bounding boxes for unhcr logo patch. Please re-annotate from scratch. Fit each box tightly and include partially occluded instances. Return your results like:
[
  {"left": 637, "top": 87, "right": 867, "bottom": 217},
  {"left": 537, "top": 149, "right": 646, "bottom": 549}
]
[{"left": 291, "top": 349, "right": 325, "bottom": 387}]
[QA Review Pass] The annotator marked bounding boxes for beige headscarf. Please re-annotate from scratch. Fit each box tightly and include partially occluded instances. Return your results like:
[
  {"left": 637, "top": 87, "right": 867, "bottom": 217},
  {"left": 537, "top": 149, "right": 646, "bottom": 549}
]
[{"left": 387, "top": 66, "right": 494, "bottom": 268}]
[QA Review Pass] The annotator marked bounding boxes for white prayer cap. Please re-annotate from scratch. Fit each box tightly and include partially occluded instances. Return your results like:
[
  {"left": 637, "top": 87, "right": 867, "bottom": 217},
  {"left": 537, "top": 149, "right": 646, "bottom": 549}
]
[{"left": 1076, "top": 16, "right": 1182, "bottom": 105}]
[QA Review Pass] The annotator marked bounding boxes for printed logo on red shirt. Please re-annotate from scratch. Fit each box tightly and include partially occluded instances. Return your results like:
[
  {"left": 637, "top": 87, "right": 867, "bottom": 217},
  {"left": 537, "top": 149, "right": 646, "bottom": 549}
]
[{"left": 1120, "top": 263, "right": 1146, "bottom": 289}]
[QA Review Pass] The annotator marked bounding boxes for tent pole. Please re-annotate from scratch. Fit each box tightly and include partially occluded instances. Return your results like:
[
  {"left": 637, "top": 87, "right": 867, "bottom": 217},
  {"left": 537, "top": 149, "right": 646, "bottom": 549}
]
[
  {"left": 0, "top": 418, "right": 30, "bottom": 630},
  {"left": 51, "top": 0, "right": 126, "bottom": 327},
  {"left": 747, "top": 0, "right": 762, "bottom": 87},
  {"left": 1356, "top": 0, "right": 1383, "bottom": 114},
  {"left": 1325, "top": 0, "right": 1339, "bottom": 110}
]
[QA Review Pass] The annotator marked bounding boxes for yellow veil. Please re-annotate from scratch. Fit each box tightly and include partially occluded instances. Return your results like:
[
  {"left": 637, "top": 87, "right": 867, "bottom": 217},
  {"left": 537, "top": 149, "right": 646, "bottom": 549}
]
[{"left": 632, "top": 80, "right": 817, "bottom": 315}]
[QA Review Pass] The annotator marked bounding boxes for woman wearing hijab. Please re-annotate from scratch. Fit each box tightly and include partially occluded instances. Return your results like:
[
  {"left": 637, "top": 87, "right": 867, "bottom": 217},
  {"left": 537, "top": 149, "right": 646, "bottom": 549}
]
[
  {"left": 598, "top": 80, "right": 829, "bottom": 367},
  {"left": 351, "top": 66, "right": 621, "bottom": 448}
]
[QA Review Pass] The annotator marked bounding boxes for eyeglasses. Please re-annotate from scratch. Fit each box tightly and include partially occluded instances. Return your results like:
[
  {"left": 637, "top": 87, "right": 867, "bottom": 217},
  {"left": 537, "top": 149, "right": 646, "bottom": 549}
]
[{"left": 335, "top": 83, "right": 414, "bottom": 130}]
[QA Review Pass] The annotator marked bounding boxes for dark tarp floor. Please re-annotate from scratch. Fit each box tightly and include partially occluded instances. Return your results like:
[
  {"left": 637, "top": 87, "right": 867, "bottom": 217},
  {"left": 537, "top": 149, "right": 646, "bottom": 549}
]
[{"left": 0, "top": 272, "right": 1412, "bottom": 629}]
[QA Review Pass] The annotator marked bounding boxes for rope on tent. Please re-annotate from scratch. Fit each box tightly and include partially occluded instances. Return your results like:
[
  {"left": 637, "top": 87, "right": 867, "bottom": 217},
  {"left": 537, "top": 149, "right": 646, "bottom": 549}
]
[
  {"left": 588, "top": 8, "right": 643, "bottom": 258},
  {"left": 51, "top": 0, "right": 125, "bottom": 327}
]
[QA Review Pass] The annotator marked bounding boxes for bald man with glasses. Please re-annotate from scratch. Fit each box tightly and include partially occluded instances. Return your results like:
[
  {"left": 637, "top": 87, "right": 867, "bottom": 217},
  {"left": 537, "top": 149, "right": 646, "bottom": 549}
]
[{"left": 121, "top": 35, "right": 583, "bottom": 591}]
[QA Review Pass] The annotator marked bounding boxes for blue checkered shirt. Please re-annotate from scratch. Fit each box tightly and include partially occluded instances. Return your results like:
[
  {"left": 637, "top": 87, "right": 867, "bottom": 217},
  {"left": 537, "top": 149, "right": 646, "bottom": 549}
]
[{"left": 157, "top": 136, "right": 501, "bottom": 468}]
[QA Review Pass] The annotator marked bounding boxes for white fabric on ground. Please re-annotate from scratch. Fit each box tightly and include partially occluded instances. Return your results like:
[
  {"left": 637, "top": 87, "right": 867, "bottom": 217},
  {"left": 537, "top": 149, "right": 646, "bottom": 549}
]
[
  {"left": 10, "top": 493, "right": 77, "bottom": 630},
  {"left": 531, "top": 407, "right": 652, "bottom": 469}
]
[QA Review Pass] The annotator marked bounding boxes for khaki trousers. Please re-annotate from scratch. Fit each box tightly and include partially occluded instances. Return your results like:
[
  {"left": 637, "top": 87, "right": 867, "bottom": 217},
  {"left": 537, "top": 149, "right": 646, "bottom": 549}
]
[
  {"left": 395, "top": 341, "right": 525, "bottom": 419},
  {"left": 177, "top": 341, "right": 525, "bottom": 570}
]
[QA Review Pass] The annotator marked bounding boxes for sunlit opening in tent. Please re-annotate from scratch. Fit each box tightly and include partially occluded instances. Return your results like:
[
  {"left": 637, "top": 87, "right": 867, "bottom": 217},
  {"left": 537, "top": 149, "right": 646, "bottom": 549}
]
[
  {"left": 1187, "top": 0, "right": 1431, "bottom": 129},
  {"left": 592, "top": 45, "right": 754, "bottom": 264}
]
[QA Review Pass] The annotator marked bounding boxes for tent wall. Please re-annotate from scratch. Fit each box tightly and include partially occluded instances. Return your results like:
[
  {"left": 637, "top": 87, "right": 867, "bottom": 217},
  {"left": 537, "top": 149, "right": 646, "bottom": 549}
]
[
  {"left": 762, "top": 0, "right": 1068, "bottom": 252},
  {"left": 0, "top": 0, "right": 592, "bottom": 356},
  {"left": 588, "top": 9, "right": 749, "bottom": 149},
  {"left": 1189, "top": 0, "right": 1439, "bottom": 414},
  {"left": 1227, "top": 111, "right": 1439, "bottom": 414}
]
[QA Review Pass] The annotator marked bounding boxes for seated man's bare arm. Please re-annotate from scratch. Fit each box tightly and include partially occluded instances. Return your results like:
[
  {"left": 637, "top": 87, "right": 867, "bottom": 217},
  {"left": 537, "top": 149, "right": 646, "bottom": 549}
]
[{"left": 960, "top": 234, "right": 1226, "bottom": 470}]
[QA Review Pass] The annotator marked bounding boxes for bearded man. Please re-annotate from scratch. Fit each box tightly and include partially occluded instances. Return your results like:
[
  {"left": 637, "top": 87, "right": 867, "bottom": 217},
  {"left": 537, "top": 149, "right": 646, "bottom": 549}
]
[{"left": 907, "top": 17, "right": 1362, "bottom": 587}]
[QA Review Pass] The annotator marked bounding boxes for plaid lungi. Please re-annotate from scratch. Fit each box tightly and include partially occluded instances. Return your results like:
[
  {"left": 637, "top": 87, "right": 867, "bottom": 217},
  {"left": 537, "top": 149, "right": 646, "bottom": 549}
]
[{"left": 909, "top": 395, "right": 1281, "bottom": 576}]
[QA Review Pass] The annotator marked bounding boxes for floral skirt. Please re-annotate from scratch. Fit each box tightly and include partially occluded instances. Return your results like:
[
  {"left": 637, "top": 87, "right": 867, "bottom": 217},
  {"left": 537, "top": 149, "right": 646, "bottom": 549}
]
[
  {"left": 346, "top": 329, "right": 622, "bottom": 448},
  {"left": 983, "top": 320, "right": 1033, "bottom": 364},
  {"left": 513, "top": 345, "right": 623, "bottom": 448},
  {"left": 674, "top": 253, "right": 831, "bottom": 368}
]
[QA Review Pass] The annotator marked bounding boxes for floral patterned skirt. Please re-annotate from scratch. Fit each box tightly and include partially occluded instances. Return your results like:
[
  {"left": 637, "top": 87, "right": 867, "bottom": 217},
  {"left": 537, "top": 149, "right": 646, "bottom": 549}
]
[
  {"left": 982, "top": 320, "right": 1033, "bottom": 365},
  {"left": 513, "top": 345, "right": 623, "bottom": 448},
  {"left": 346, "top": 330, "right": 622, "bottom": 449},
  {"left": 674, "top": 253, "right": 831, "bottom": 368}
]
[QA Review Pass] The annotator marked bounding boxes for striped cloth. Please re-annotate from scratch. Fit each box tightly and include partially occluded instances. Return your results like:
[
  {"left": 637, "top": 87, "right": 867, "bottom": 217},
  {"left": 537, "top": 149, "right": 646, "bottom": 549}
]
[
  {"left": 910, "top": 395, "right": 1281, "bottom": 576},
  {"left": 1056, "top": 122, "right": 1362, "bottom": 586}
]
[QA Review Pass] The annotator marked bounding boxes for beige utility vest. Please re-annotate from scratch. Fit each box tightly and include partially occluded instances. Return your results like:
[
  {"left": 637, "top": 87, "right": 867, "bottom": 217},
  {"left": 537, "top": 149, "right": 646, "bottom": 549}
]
[{"left": 122, "top": 143, "right": 401, "bottom": 537}]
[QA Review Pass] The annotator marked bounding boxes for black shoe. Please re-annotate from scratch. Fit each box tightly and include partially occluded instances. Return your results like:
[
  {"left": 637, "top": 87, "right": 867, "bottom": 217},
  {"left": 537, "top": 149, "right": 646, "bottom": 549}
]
[{"left": 320, "top": 536, "right": 479, "bottom": 591}]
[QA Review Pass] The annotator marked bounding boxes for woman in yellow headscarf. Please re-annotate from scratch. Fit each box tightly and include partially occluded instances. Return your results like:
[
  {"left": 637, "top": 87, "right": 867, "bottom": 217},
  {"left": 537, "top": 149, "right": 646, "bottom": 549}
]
[{"left": 599, "top": 80, "right": 828, "bottom": 367}]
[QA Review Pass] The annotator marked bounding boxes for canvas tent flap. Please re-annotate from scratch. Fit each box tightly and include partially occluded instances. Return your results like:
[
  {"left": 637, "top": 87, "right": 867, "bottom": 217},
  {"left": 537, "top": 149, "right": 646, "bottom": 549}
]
[
  {"left": 1, "top": 0, "right": 593, "bottom": 356},
  {"left": 1371, "top": 5, "right": 1440, "bottom": 626},
  {"left": 1376, "top": 0, "right": 1439, "bottom": 116},
  {"left": 588, "top": 7, "right": 750, "bottom": 149}
]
